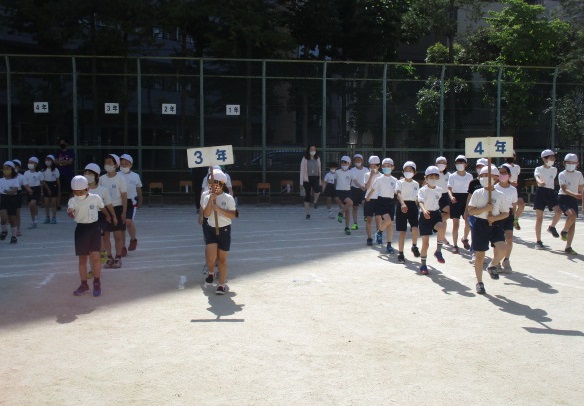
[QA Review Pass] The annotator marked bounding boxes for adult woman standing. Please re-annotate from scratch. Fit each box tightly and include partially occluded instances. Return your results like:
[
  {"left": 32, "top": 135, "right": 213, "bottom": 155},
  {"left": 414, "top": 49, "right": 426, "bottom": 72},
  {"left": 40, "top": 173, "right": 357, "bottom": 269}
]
[{"left": 299, "top": 145, "right": 322, "bottom": 219}]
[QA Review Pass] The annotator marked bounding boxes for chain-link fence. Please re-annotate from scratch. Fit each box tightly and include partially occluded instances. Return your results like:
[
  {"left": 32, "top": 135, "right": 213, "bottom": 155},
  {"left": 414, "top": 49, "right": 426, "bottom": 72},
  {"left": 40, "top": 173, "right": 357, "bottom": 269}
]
[{"left": 1, "top": 55, "right": 583, "bottom": 193}]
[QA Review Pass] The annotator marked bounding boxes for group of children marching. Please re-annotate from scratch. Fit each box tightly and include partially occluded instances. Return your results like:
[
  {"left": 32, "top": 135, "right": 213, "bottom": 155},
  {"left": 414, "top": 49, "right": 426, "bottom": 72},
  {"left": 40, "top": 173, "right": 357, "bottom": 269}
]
[{"left": 310, "top": 150, "right": 583, "bottom": 294}]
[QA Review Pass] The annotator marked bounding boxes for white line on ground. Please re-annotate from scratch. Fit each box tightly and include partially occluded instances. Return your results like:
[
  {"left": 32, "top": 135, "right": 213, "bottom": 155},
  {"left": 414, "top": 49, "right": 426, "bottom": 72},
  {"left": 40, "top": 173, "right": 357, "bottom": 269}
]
[
  {"left": 36, "top": 273, "right": 54, "bottom": 288},
  {"left": 178, "top": 275, "right": 187, "bottom": 290}
]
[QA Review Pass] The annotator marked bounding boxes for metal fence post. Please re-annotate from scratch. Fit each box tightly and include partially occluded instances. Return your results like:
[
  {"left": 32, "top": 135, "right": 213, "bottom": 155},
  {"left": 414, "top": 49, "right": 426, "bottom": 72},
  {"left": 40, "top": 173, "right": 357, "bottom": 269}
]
[
  {"left": 321, "top": 61, "right": 327, "bottom": 164},
  {"left": 262, "top": 60, "right": 267, "bottom": 183},
  {"left": 497, "top": 65, "right": 503, "bottom": 138},
  {"left": 382, "top": 63, "right": 387, "bottom": 157},
  {"left": 551, "top": 67, "right": 558, "bottom": 149},
  {"left": 199, "top": 59, "right": 204, "bottom": 147},
  {"left": 137, "top": 57, "right": 142, "bottom": 174},
  {"left": 439, "top": 65, "right": 445, "bottom": 154},
  {"left": 5, "top": 55, "right": 11, "bottom": 157},
  {"left": 72, "top": 56, "right": 78, "bottom": 172}
]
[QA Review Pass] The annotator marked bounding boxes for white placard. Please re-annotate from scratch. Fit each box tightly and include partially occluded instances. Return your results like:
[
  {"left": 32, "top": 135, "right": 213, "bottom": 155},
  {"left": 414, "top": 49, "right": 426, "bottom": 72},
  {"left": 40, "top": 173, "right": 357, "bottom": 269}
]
[
  {"left": 105, "top": 103, "right": 119, "bottom": 114},
  {"left": 162, "top": 103, "right": 176, "bottom": 115},
  {"left": 465, "top": 137, "right": 514, "bottom": 158},
  {"left": 33, "top": 102, "right": 49, "bottom": 113},
  {"left": 226, "top": 105, "right": 240, "bottom": 116},
  {"left": 186, "top": 145, "right": 234, "bottom": 168}
]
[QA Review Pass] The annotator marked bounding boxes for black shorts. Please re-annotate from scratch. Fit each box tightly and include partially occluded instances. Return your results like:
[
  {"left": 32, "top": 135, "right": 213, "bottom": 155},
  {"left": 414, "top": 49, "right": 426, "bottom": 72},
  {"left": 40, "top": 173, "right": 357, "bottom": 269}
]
[
  {"left": 126, "top": 199, "right": 135, "bottom": 220},
  {"left": 439, "top": 193, "right": 451, "bottom": 212},
  {"left": 396, "top": 201, "right": 419, "bottom": 231},
  {"left": 376, "top": 197, "right": 395, "bottom": 219},
  {"left": 97, "top": 211, "right": 109, "bottom": 233},
  {"left": 419, "top": 210, "right": 442, "bottom": 236},
  {"left": 450, "top": 193, "right": 467, "bottom": 219},
  {"left": 104, "top": 205, "right": 126, "bottom": 232},
  {"left": 351, "top": 187, "right": 366, "bottom": 206},
  {"left": 28, "top": 186, "right": 42, "bottom": 203},
  {"left": 0, "top": 194, "right": 20, "bottom": 216},
  {"left": 558, "top": 195, "right": 579, "bottom": 216},
  {"left": 303, "top": 176, "right": 321, "bottom": 202},
  {"left": 336, "top": 190, "right": 352, "bottom": 203},
  {"left": 323, "top": 183, "right": 336, "bottom": 198},
  {"left": 471, "top": 218, "right": 505, "bottom": 251},
  {"left": 203, "top": 223, "right": 232, "bottom": 251},
  {"left": 363, "top": 199, "right": 376, "bottom": 217},
  {"left": 44, "top": 181, "right": 58, "bottom": 197},
  {"left": 534, "top": 187, "right": 558, "bottom": 211},
  {"left": 75, "top": 222, "right": 101, "bottom": 256},
  {"left": 501, "top": 212, "right": 515, "bottom": 231}
]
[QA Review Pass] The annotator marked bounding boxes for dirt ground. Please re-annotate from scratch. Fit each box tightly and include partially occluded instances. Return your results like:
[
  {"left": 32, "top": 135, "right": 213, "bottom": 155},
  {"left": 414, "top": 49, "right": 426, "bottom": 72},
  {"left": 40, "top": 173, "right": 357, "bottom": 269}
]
[{"left": 1, "top": 204, "right": 583, "bottom": 405}]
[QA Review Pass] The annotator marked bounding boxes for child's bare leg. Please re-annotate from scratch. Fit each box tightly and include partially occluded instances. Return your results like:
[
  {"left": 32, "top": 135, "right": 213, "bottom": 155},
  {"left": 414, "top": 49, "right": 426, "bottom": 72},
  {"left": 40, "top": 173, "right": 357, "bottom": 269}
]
[
  {"left": 113, "top": 230, "right": 123, "bottom": 257},
  {"left": 217, "top": 249, "right": 229, "bottom": 285},
  {"left": 421, "top": 236, "right": 429, "bottom": 257},
  {"left": 352, "top": 205, "right": 359, "bottom": 225},
  {"left": 535, "top": 209, "right": 544, "bottom": 241},
  {"left": 452, "top": 218, "right": 460, "bottom": 247},
  {"left": 366, "top": 217, "right": 373, "bottom": 239},
  {"left": 505, "top": 230, "right": 513, "bottom": 258},
  {"left": 490, "top": 241, "right": 507, "bottom": 267},
  {"left": 326, "top": 197, "right": 332, "bottom": 210},
  {"left": 411, "top": 226, "right": 419, "bottom": 246},
  {"left": 515, "top": 198, "right": 525, "bottom": 218},
  {"left": 566, "top": 223, "right": 576, "bottom": 249},
  {"left": 435, "top": 222, "right": 445, "bottom": 249},
  {"left": 385, "top": 220, "right": 393, "bottom": 244},
  {"left": 78, "top": 255, "right": 88, "bottom": 280},
  {"left": 205, "top": 244, "right": 218, "bottom": 275},
  {"left": 344, "top": 200, "right": 352, "bottom": 227},
  {"left": 398, "top": 231, "right": 406, "bottom": 252},
  {"left": 562, "top": 209, "right": 577, "bottom": 232},
  {"left": 474, "top": 251, "right": 486, "bottom": 282},
  {"left": 89, "top": 252, "right": 101, "bottom": 279},
  {"left": 551, "top": 205, "right": 561, "bottom": 228}
]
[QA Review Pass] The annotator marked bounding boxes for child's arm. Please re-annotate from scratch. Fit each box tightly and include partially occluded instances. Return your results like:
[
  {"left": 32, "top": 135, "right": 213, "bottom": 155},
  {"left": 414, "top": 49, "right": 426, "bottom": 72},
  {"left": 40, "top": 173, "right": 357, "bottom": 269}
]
[
  {"left": 213, "top": 203, "right": 237, "bottom": 220},
  {"left": 365, "top": 187, "right": 375, "bottom": 201},
  {"left": 418, "top": 201, "right": 430, "bottom": 219},
  {"left": 448, "top": 186, "right": 456, "bottom": 203},
  {"left": 136, "top": 186, "right": 143, "bottom": 208},
  {"left": 488, "top": 210, "right": 508, "bottom": 223},
  {"left": 396, "top": 190, "right": 408, "bottom": 213},
  {"left": 120, "top": 191, "right": 127, "bottom": 221},
  {"left": 468, "top": 203, "right": 493, "bottom": 216},
  {"left": 106, "top": 204, "right": 117, "bottom": 225},
  {"left": 100, "top": 207, "right": 112, "bottom": 224},
  {"left": 560, "top": 184, "right": 581, "bottom": 199}
]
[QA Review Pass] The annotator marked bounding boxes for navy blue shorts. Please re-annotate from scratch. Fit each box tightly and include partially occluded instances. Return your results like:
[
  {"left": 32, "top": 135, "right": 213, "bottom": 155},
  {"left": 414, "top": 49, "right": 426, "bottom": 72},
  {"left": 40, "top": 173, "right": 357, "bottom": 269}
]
[
  {"left": 336, "top": 190, "right": 352, "bottom": 203},
  {"left": 0, "top": 194, "right": 20, "bottom": 216},
  {"left": 376, "top": 197, "right": 395, "bottom": 219},
  {"left": 75, "top": 222, "right": 101, "bottom": 256},
  {"left": 449, "top": 193, "right": 467, "bottom": 219},
  {"left": 471, "top": 218, "right": 505, "bottom": 252},
  {"left": 203, "top": 223, "right": 232, "bottom": 251},
  {"left": 363, "top": 199, "right": 376, "bottom": 217},
  {"left": 419, "top": 210, "right": 442, "bottom": 236},
  {"left": 439, "top": 193, "right": 451, "bottom": 212},
  {"left": 126, "top": 199, "right": 135, "bottom": 220},
  {"left": 323, "top": 183, "right": 336, "bottom": 198},
  {"left": 28, "top": 186, "right": 42, "bottom": 203},
  {"left": 558, "top": 195, "right": 579, "bottom": 216},
  {"left": 104, "top": 205, "right": 126, "bottom": 232},
  {"left": 44, "top": 181, "right": 58, "bottom": 197},
  {"left": 534, "top": 187, "right": 558, "bottom": 211},
  {"left": 351, "top": 187, "right": 366, "bottom": 206},
  {"left": 501, "top": 212, "right": 514, "bottom": 232},
  {"left": 396, "top": 201, "right": 419, "bottom": 231}
]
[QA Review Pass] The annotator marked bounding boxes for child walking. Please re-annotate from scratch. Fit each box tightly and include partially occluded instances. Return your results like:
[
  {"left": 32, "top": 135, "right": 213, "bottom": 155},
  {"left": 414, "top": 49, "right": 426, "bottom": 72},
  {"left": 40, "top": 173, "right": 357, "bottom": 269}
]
[
  {"left": 363, "top": 156, "right": 382, "bottom": 246},
  {"left": 495, "top": 164, "right": 518, "bottom": 272},
  {"left": 463, "top": 158, "right": 488, "bottom": 264},
  {"left": 468, "top": 166, "right": 508, "bottom": 294},
  {"left": 447, "top": 155, "right": 473, "bottom": 254},
  {"left": 350, "top": 154, "right": 369, "bottom": 230},
  {"left": 435, "top": 156, "right": 451, "bottom": 244},
  {"left": 395, "top": 161, "right": 420, "bottom": 263},
  {"left": 41, "top": 154, "right": 60, "bottom": 224},
  {"left": 22, "top": 157, "right": 43, "bottom": 229},
  {"left": 366, "top": 158, "right": 397, "bottom": 253},
  {"left": 68, "top": 176, "right": 112, "bottom": 297},
  {"left": 1, "top": 161, "right": 21, "bottom": 243},
  {"left": 203, "top": 169, "right": 237, "bottom": 295},
  {"left": 533, "top": 149, "right": 562, "bottom": 250},
  {"left": 506, "top": 151, "right": 525, "bottom": 230},
  {"left": 335, "top": 156, "right": 357, "bottom": 235},
  {"left": 322, "top": 162, "right": 338, "bottom": 219},
  {"left": 12, "top": 159, "right": 24, "bottom": 236},
  {"left": 557, "top": 153, "right": 584, "bottom": 255},
  {"left": 120, "top": 154, "right": 143, "bottom": 255},
  {"left": 417, "top": 166, "right": 446, "bottom": 275}
]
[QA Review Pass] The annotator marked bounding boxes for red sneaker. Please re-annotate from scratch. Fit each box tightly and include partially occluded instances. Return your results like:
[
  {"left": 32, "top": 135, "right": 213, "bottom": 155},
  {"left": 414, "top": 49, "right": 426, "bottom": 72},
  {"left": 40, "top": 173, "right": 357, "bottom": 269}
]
[{"left": 128, "top": 239, "right": 138, "bottom": 251}]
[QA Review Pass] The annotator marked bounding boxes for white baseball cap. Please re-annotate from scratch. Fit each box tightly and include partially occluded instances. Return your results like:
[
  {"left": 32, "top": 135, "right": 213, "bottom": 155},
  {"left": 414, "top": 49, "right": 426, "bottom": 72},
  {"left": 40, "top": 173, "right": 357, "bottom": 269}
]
[
  {"left": 353, "top": 154, "right": 363, "bottom": 160},
  {"left": 382, "top": 158, "right": 394, "bottom": 166},
  {"left": 455, "top": 155, "right": 467, "bottom": 162},
  {"left": 46, "top": 154, "right": 55, "bottom": 161},
  {"left": 12, "top": 159, "right": 22, "bottom": 167},
  {"left": 340, "top": 156, "right": 351, "bottom": 163},
  {"left": 541, "top": 149, "right": 555, "bottom": 159},
  {"left": 564, "top": 153, "right": 578, "bottom": 162},
  {"left": 107, "top": 154, "right": 120, "bottom": 166},
  {"left": 3, "top": 160, "right": 15, "bottom": 168},
  {"left": 29, "top": 157, "right": 39, "bottom": 164},
  {"left": 403, "top": 161, "right": 416, "bottom": 170},
  {"left": 120, "top": 153, "right": 133, "bottom": 164},
  {"left": 368, "top": 155, "right": 380, "bottom": 165},
  {"left": 210, "top": 169, "right": 227, "bottom": 183},
  {"left": 479, "top": 165, "right": 500, "bottom": 176},
  {"left": 435, "top": 156, "right": 447, "bottom": 163},
  {"left": 425, "top": 166, "right": 440, "bottom": 176},
  {"left": 476, "top": 158, "right": 488, "bottom": 167},
  {"left": 84, "top": 163, "right": 101, "bottom": 175},
  {"left": 71, "top": 175, "right": 88, "bottom": 191}
]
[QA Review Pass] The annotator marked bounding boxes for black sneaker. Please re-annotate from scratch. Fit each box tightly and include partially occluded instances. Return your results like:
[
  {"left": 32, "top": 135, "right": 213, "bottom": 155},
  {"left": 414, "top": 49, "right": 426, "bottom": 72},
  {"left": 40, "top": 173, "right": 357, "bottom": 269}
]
[
  {"left": 306, "top": 214, "right": 310, "bottom": 220},
  {"left": 112, "top": 256, "right": 122, "bottom": 269},
  {"left": 10, "top": 236, "right": 17, "bottom": 244},
  {"left": 535, "top": 241, "right": 545, "bottom": 250},
  {"left": 0, "top": 231, "right": 7, "bottom": 240},
  {"left": 313, "top": 202, "right": 318, "bottom": 209},
  {"left": 74, "top": 283, "right": 90, "bottom": 296},
  {"left": 487, "top": 266, "right": 500, "bottom": 280},
  {"left": 216, "top": 285, "right": 227, "bottom": 295},
  {"left": 411, "top": 246, "right": 420, "bottom": 258},
  {"left": 344, "top": 227, "right": 351, "bottom": 235},
  {"left": 104, "top": 256, "right": 114, "bottom": 269},
  {"left": 476, "top": 282, "right": 485, "bottom": 294},
  {"left": 205, "top": 274, "right": 214, "bottom": 284},
  {"left": 366, "top": 238, "right": 373, "bottom": 246},
  {"left": 547, "top": 226, "right": 559, "bottom": 238},
  {"left": 398, "top": 253, "right": 405, "bottom": 263},
  {"left": 93, "top": 281, "right": 102, "bottom": 297}
]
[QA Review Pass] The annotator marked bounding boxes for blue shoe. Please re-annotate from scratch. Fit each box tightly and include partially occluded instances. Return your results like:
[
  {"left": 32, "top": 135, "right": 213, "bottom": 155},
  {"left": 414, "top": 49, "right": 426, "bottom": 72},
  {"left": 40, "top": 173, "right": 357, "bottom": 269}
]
[
  {"left": 386, "top": 243, "right": 394, "bottom": 254},
  {"left": 43, "top": 217, "right": 50, "bottom": 224},
  {"left": 93, "top": 281, "right": 101, "bottom": 297},
  {"left": 420, "top": 265, "right": 428, "bottom": 275},
  {"left": 51, "top": 217, "right": 57, "bottom": 224},
  {"left": 434, "top": 251, "right": 445, "bottom": 264},
  {"left": 74, "top": 283, "right": 90, "bottom": 296},
  {"left": 375, "top": 231, "right": 383, "bottom": 245}
]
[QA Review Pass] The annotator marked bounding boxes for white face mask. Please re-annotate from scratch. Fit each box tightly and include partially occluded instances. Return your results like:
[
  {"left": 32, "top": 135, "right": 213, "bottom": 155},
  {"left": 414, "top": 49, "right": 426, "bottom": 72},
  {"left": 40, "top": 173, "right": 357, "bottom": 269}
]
[
  {"left": 455, "top": 164, "right": 465, "bottom": 172},
  {"left": 28, "top": 164, "right": 36, "bottom": 170},
  {"left": 120, "top": 167, "right": 130, "bottom": 174},
  {"left": 309, "top": 150, "right": 316, "bottom": 156},
  {"left": 84, "top": 174, "right": 95, "bottom": 184},
  {"left": 404, "top": 172, "right": 414, "bottom": 179},
  {"left": 341, "top": 165, "right": 349, "bottom": 171},
  {"left": 45, "top": 161, "right": 52, "bottom": 167},
  {"left": 355, "top": 162, "right": 362, "bottom": 168},
  {"left": 437, "top": 164, "right": 447, "bottom": 172},
  {"left": 566, "top": 164, "right": 577, "bottom": 172},
  {"left": 544, "top": 159, "right": 555, "bottom": 168},
  {"left": 74, "top": 194, "right": 87, "bottom": 202},
  {"left": 104, "top": 164, "right": 116, "bottom": 173},
  {"left": 330, "top": 169, "right": 336, "bottom": 174},
  {"left": 426, "top": 178, "right": 437, "bottom": 187},
  {"left": 479, "top": 177, "right": 490, "bottom": 187}
]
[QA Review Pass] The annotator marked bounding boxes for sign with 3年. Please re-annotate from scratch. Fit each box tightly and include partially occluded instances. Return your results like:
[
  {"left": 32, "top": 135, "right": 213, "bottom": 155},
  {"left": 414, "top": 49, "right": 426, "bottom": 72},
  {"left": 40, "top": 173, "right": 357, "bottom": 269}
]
[{"left": 186, "top": 145, "right": 234, "bottom": 168}]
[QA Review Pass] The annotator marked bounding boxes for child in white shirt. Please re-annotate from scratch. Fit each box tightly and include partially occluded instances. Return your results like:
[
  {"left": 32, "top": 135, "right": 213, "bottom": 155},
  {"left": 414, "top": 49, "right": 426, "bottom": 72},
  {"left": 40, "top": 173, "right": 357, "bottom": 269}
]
[{"left": 557, "top": 153, "right": 584, "bottom": 255}]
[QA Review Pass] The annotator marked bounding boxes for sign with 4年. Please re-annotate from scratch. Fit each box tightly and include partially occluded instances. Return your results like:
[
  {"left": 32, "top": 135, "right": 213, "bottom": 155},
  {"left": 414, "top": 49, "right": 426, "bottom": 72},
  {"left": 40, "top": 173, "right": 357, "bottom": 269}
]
[
  {"left": 186, "top": 145, "right": 234, "bottom": 168},
  {"left": 34, "top": 102, "right": 49, "bottom": 113},
  {"left": 465, "top": 137, "right": 514, "bottom": 158}
]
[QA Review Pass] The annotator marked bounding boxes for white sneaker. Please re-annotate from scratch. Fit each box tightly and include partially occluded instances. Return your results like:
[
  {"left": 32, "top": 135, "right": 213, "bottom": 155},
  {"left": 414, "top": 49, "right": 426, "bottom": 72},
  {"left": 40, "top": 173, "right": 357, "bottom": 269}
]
[
  {"left": 502, "top": 259, "right": 512, "bottom": 273},
  {"left": 328, "top": 211, "right": 334, "bottom": 219}
]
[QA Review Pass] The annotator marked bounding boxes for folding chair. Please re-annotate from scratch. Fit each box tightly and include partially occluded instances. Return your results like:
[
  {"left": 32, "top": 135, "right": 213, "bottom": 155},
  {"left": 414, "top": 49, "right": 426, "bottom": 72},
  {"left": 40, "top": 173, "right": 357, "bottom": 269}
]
[
  {"left": 256, "top": 182, "right": 271, "bottom": 205},
  {"left": 179, "top": 180, "right": 194, "bottom": 204},
  {"left": 280, "top": 180, "right": 295, "bottom": 205},
  {"left": 231, "top": 180, "right": 243, "bottom": 196},
  {"left": 148, "top": 182, "right": 164, "bottom": 206}
]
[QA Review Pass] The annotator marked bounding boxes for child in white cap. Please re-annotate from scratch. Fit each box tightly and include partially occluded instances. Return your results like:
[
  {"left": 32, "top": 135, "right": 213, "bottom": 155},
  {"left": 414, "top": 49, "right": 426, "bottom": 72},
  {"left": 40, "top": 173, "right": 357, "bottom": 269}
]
[
  {"left": 447, "top": 155, "right": 473, "bottom": 254},
  {"left": 68, "top": 175, "right": 112, "bottom": 297},
  {"left": 41, "top": 154, "right": 60, "bottom": 224},
  {"left": 0, "top": 161, "right": 21, "bottom": 243},
  {"left": 322, "top": 162, "right": 339, "bottom": 219},
  {"left": 468, "top": 165, "right": 508, "bottom": 294},
  {"left": 366, "top": 158, "right": 397, "bottom": 253},
  {"left": 417, "top": 166, "right": 447, "bottom": 274},
  {"left": 463, "top": 158, "right": 488, "bottom": 263},
  {"left": 12, "top": 159, "right": 24, "bottom": 236},
  {"left": 349, "top": 153, "right": 368, "bottom": 230},
  {"left": 363, "top": 156, "right": 382, "bottom": 245},
  {"left": 22, "top": 157, "right": 42, "bottom": 229},
  {"left": 435, "top": 156, "right": 451, "bottom": 245},
  {"left": 202, "top": 169, "right": 237, "bottom": 295},
  {"left": 533, "top": 149, "right": 562, "bottom": 250},
  {"left": 119, "top": 154, "right": 143, "bottom": 255},
  {"left": 395, "top": 161, "right": 420, "bottom": 263},
  {"left": 335, "top": 155, "right": 356, "bottom": 235},
  {"left": 495, "top": 164, "right": 518, "bottom": 273},
  {"left": 557, "top": 153, "right": 584, "bottom": 255},
  {"left": 506, "top": 151, "right": 525, "bottom": 230},
  {"left": 99, "top": 154, "right": 128, "bottom": 269}
]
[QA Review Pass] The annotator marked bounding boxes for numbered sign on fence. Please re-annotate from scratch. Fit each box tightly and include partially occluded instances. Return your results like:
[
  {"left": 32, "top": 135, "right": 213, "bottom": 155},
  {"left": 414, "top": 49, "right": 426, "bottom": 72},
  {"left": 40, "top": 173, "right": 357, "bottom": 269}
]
[
  {"left": 465, "top": 137, "right": 514, "bottom": 158},
  {"left": 105, "top": 103, "right": 119, "bottom": 114},
  {"left": 33, "top": 102, "right": 49, "bottom": 113},
  {"left": 226, "top": 105, "right": 240, "bottom": 116},
  {"left": 186, "top": 145, "right": 234, "bottom": 168},
  {"left": 162, "top": 103, "right": 176, "bottom": 115}
]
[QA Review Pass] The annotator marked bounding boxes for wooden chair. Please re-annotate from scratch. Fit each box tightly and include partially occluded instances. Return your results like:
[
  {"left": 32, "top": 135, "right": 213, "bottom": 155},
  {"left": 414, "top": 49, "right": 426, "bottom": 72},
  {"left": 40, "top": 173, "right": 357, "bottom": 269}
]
[
  {"left": 148, "top": 182, "right": 164, "bottom": 206},
  {"left": 256, "top": 182, "right": 271, "bottom": 205},
  {"left": 231, "top": 180, "right": 243, "bottom": 196},
  {"left": 179, "top": 180, "right": 194, "bottom": 204},
  {"left": 280, "top": 180, "right": 295, "bottom": 205}
]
